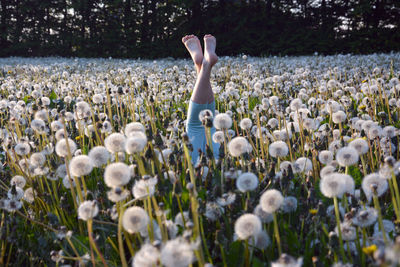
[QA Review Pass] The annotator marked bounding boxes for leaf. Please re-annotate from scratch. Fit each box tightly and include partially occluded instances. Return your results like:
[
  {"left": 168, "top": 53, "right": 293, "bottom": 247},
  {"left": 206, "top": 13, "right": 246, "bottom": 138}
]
[
  {"left": 348, "top": 165, "right": 363, "bottom": 186},
  {"left": 227, "top": 240, "right": 244, "bottom": 267},
  {"left": 49, "top": 90, "right": 58, "bottom": 101}
]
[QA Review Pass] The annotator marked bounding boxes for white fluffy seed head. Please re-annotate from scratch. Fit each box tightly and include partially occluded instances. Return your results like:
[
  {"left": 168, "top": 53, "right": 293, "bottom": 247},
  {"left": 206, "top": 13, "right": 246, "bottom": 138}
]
[
  {"left": 122, "top": 206, "right": 149, "bottom": 234},
  {"left": 104, "top": 133, "right": 126, "bottom": 153},
  {"left": 55, "top": 138, "right": 77, "bottom": 157},
  {"left": 260, "top": 189, "right": 284, "bottom": 213},
  {"left": 104, "top": 162, "right": 131, "bottom": 188},
  {"left": 318, "top": 150, "right": 334, "bottom": 165},
  {"left": 11, "top": 175, "right": 26, "bottom": 188},
  {"left": 349, "top": 138, "right": 369, "bottom": 155},
  {"left": 332, "top": 110, "right": 347, "bottom": 124},
  {"left": 213, "top": 113, "right": 233, "bottom": 130},
  {"left": 336, "top": 146, "right": 359, "bottom": 167},
  {"left": 228, "top": 137, "right": 252, "bottom": 157},
  {"left": 212, "top": 131, "right": 225, "bottom": 144},
  {"left": 269, "top": 141, "right": 289, "bottom": 158},
  {"left": 320, "top": 173, "right": 346, "bottom": 198},
  {"left": 362, "top": 173, "right": 388, "bottom": 201},
  {"left": 234, "top": 213, "right": 262, "bottom": 240},
  {"left": 88, "top": 146, "right": 110, "bottom": 167},
  {"left": 14, "top": 142, "right": 31, "bottom": 156},
  {"left": 236, "top": 172, "right": 259, "bottom": 192},
  {"left": 125, "top": 132, "right": 147, "bottom": 154},
  {"left": 78, "top": 200, "right": 99, "bottom": 221},
  {"left": 240, "top": 118, "right": 253, "bottom": 130},
  {"left": 132, "top": 244, "right": 160, "bottom": 267},
  {"left": 125, "top": 122, "right": 145, "bottom": 136},
  {"left": 160, "top": 238, "right": 194, "bottom": 267},
  {"left": 69, "top": 155, "right": 93, "bottom": 177}
]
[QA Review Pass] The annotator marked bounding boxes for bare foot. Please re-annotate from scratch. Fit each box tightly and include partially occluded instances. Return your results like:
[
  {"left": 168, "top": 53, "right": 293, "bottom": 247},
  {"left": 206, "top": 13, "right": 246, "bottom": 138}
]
[
  {"left": 182, "top": 35, "right": 203, "bottom": 73},
  {"left": 203, "top": 34, "right": 218, "bottom": 67}
]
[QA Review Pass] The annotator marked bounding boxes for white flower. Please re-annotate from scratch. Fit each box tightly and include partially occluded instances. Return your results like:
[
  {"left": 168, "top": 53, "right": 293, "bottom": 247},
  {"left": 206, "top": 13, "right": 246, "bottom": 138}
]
[
  {"left": 293, "top": 157, "right": 312, "bottom": 173},
  {"left": 160, "top": 238, "right": 194, "bottom": 267},
  {"left": 353, "top": 207, "right": 378, "bottom": 227},
  {"left": 320, "top": 173, "right": 346, "bottom": 198},
  {"left": 132, "top": 244, "right": 160, "bottom": 267},
  {"left": 362, "top": 173, "right": 388, "bottom": 201},
  {"left": 349, "top": 138, "right": 369, "bottom": 155},
  {"left": 253, "top": 204, "right": 273, "bottom": 223},
  {"left": 122, "top": 206, "right": 149, "bottom": 234},
  {"left": 236, "top": 172, "right": 258, "bottom": 192},
  {"left": 78, "top": 200, "right": 99, "bottom": 221},
  {"left": 125, "top": 122, "right": 145, "bottom": 136},
  {"left": 280, "top": 196, "right": 297, "bottom": 213},
  {"left": 14, "top": 143, "right": 30, "bottom": 156},
  {"left": 55, "top": 138, "right": 77, "bottom": 157},
  {"left": 125, "top": 132, "right": 147, "bottom": 154},
  {"left": 260, "top": 189, "right": 284, "bottom": 213},
  {"left": 23, "top": 188, "right": 36, "bottom": 203},
  {"left": 104, "top": 162, "right": 131, "bottom": 188},
  {"left": 318, "top": 150, "right": 333, "bottom": 165},
  {"left": 269, "top": 141, "right": 289, "bottom": 158},
  {"left": 335, "top": 222, "right": 356, "bottom": 241},
  {"left": 336, "top": 146, "right": 359, "bottom": 167},
  {"left": 248, "top": 230, "right": 271, "bottom": 250},
  {"left": 69, "top": 155, "right": 93, "bottom": 177},
  {"left": 272, "top": 254, "right": 303, "bottom": 267},
  {"left": 10, "top": 175, "right": 26, "bottom": 188},
  {"left": 228, "top": 137, "right": 252, "bottom": 157},
  {"left": 132, "top": 177, "right": 157, "bottom": 199},
  {"left": 212, "top": 131, "right": 225, "bottom": 144},
  {"left": 234, "top": 213, "right": 262, "bottom": 240},
  {"left": 213, "top": 113, "right": 232, "bottom": 130},
  {"left": 104, "top": 133, "right": 126, "bottom": 153},
  {"left": 239, "top": 118, "right": 253, "bottom": 130},
  {"left": 88, "top": 146, "right": 110, "bottom": 167}
]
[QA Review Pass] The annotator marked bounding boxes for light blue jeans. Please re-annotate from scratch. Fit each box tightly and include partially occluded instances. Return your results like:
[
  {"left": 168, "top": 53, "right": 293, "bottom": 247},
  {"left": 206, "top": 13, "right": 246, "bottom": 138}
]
[{"left": 186, "top": 100, "right": 220, "bottom": 164}]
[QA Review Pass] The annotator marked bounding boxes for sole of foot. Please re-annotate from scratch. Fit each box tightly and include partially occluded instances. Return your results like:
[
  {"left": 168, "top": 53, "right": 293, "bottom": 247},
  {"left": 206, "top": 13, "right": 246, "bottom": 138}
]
[
  {"left": 203, "top": 34, "right": 218, "bottom": 67},
  {"left": 182, "top": 35, "right": 203, "bottom": 72}
]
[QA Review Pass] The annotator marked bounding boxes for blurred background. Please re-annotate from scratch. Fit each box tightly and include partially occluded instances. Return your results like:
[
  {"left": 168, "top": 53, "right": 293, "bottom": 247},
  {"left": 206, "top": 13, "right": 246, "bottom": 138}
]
[{"left": 0, "top": 0, "right": 399, "bottom": 58}]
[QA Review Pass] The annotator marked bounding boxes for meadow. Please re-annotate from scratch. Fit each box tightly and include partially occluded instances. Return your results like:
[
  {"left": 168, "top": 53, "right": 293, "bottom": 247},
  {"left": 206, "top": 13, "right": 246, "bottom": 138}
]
[{"left": 0, "top": 54, "right": 400, "bottom": 266}]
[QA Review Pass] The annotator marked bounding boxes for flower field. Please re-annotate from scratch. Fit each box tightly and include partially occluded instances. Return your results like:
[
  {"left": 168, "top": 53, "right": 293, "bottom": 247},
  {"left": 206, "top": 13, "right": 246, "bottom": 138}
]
[{"left": 1, "top": 54, "right": 400, "bottom": 266}]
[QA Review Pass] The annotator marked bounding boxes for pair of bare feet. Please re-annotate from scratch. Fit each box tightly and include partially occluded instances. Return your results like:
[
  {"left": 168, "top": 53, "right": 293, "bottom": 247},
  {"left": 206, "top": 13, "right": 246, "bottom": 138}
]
[{"left": 182, "top": 34, "right": 218, "bottom": 73}]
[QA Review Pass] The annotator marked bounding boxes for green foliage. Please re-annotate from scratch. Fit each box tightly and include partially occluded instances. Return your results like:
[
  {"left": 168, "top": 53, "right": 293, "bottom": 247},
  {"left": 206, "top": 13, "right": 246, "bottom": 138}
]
[{"left": 0, "top": 0, "right": 399, "bottom": 58}]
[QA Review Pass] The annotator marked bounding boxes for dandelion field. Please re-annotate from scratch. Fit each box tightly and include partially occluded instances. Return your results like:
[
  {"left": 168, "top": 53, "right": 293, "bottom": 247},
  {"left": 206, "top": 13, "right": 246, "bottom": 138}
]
[{"left": 1, "top": 54, "right": 400, "bottom": 266}]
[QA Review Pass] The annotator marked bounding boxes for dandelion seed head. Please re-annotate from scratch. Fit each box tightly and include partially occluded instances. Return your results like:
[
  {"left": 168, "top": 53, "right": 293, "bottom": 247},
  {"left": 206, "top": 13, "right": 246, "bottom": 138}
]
[
  {"left": 213, "top": 113, "right": 232, "bottom": 130},
  {"left": 78, "top": 200, "right": 99, "bottom": 221},
  {"left": 14, "top": 142, "right": 31, "bottom": 156},
  {"left": 23, "top": 188, "right": 36, "bottom": 203},
  {"left": 88, "top": 146, "right": 110, "bottom": 167},
  {"left": 104, "top": 133, "right": 126, "bottom": 153},
  {"left": 125, "top": 132, "right": 147, "bottom": 154},
  {"left": 318, "top": 150, "right": 334, "bottom": 165},
  {"left": 353, "top": 206, "right": 378, "bottom": 227},
  {"left": 125, "top": 122, "right": 145, "bottom": 136},
  {"left": 55, "top": 138, "right": 77, "bottom": 157},
  {"left": 269, "top": 141, "right": 289, "bottom": 158},
  {"left": 234, "top": 213, "right": 262, "bottom": 240},
  {"left": 228, "top": 137, "right": 252, "bottom": 157},
  {"left": 132, "top": 244, "right": 160, "bottom": 267},
  {"left": 239, "top": 118, "right": 253, "bottom": 130},
  {"left": 212, "top": 131, "right": 225, "bottom": 144},
  {"left": 104, "top": 162, "right": 131, "bottom": 188},
  {"left": 69, "top": 155, "right": 93, "bottom": 177},
  {"left": 271, "top": 254, "right": 303, "bottom": 267},
  {"left": 236, "top": 172, "right": 258, "bottom": 192},
  {"left": 280, "top": 196, "right": 298, "bottom": 213},
  {"left": 320, "top": 173, "right": 346, "bottom": 198},
  {"left": 362, "top": 173, "right": 388, "bottom": 201},
  {"left": 11, "top": 175, "right": 26, "bottom": 188},
  {"left": 122, "top": 206, "right": 149, "bottom": 234},
  {"left": 260, "top": 189, "right": 284, "bottom": 213},
  {"left": 336, "top": 146, "right": 359, "bottom": 167},
  {"left": 160, "top": 238, "right": 194, "bottom": 267}
]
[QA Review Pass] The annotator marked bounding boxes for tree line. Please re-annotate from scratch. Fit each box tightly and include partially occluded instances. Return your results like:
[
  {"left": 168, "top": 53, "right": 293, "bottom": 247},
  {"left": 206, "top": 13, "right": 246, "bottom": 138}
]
[{"left": 0, "top": 0, "right": 399, "bottom": 58}]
